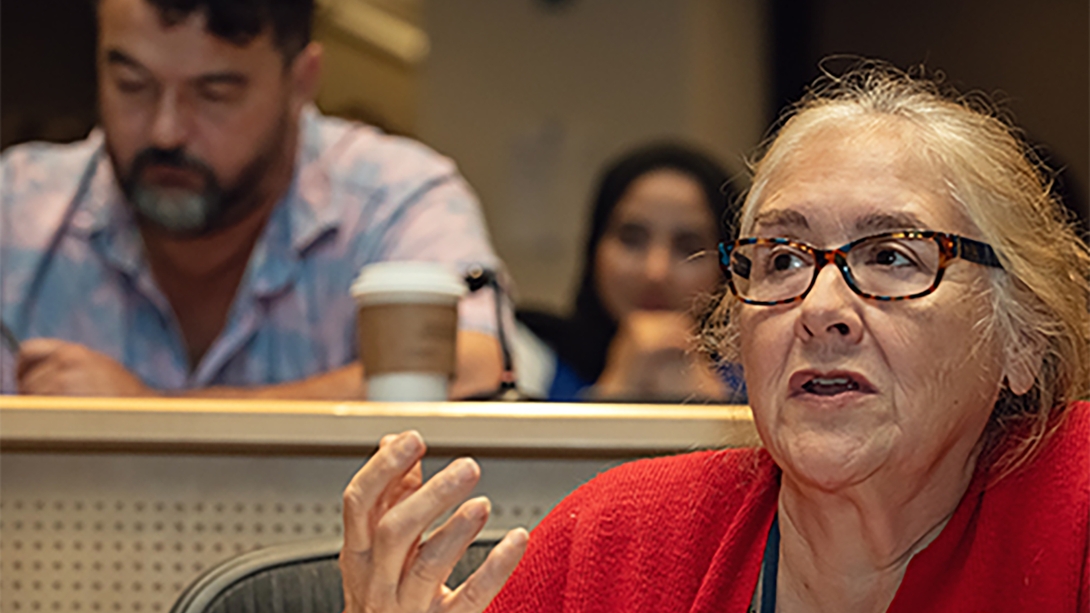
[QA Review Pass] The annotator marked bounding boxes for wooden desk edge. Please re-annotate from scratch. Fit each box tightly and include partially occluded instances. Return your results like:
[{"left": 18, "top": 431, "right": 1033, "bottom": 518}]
[
  {"left": 0, "top": 397, "right": 760, "bottom": 454},
  {"left": 0, "top": 395, "right": 753, "bottom": 418}
]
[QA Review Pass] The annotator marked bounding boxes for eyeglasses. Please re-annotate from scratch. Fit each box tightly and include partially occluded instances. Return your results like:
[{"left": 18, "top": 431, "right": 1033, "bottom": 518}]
[{"left": 718, "top": 230, "right": 1003, "bottom": 306}]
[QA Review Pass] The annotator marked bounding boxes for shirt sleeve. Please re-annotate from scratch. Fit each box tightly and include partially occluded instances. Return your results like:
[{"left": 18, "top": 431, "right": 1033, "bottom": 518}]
[
  {"left": 0, "top": 344, "right": 15, "bottom": 394},
  {"left": 370, "top": 169, "right": 509, "bottom": 338},
  {"left": 0, "top": 137, "right": 103, "bottom": 392}
]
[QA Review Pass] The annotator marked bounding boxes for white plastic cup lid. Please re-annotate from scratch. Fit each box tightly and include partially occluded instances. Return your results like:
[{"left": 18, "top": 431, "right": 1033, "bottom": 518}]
[{"left": 351, "top": 261, "right": 467, "bottom": 304}]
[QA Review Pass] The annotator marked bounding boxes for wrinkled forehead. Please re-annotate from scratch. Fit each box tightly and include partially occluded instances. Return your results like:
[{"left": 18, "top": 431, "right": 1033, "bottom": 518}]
[{"left": 738, "top": 112, "right": 971, "bottom": 237}]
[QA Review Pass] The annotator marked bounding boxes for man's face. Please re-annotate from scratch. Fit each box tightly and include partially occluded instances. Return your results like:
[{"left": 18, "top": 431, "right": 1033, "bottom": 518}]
[{"left": 97, "top": 0, "right": 300, "bottom": 235}]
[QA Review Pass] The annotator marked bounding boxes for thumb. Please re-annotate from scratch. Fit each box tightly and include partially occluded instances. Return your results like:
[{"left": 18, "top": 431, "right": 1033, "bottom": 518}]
[{"left": 17, "top": 338, "right": 68, "bottom": 378}]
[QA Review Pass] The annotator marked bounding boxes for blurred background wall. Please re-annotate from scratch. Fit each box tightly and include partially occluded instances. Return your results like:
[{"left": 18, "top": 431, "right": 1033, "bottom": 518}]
[
  {"left": 2, "top": 0, "right": 1086, "bottom": 312},
  {"left": 418, "top": 0, "right": 769, "bottom": 308}
]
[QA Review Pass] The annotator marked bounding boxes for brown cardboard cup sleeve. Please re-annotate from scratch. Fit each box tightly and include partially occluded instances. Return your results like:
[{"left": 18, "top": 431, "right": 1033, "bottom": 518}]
[{"left": 357, "top": 303, "right": 458, "bottom": 376}]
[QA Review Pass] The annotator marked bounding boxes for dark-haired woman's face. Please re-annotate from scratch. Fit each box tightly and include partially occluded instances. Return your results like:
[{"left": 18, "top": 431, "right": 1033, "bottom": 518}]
[{"left": 594, "top": 169, "right": 722, "bottom": 322}]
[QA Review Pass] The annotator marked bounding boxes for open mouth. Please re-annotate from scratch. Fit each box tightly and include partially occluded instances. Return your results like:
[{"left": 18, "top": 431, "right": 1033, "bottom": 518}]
[
  {"left": 791, "top": 370, "right": 875, "bottom": 398},
  {"left": 802, "top": 376, "right": 860, "bottom": 396}
]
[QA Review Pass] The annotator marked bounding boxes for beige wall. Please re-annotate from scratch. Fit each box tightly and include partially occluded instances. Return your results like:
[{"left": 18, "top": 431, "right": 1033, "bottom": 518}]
[
  {"left": 316, "top": 30, "right": 419, "bottom": 134},
  {"left": 417, "top": 0, "right": 769, "bottom": 311},
  {"left": 313, "top": 1, "right": 422, "bottom": 135}
]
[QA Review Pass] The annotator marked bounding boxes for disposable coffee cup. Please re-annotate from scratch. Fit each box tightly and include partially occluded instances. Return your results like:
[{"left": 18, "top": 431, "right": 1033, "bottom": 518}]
[{"left": 351, "top": 262, "right": 467, "bottom": 401}]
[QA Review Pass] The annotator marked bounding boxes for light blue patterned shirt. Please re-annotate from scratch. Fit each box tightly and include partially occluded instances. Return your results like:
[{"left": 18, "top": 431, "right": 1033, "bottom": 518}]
[{"left": 0, "top": 108, "right": 504, "bottom": 392}]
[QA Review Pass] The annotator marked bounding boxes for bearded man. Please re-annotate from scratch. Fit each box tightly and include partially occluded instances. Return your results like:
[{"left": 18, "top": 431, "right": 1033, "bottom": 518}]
[{"left": 0, "top": 0, "right": 505, "bottom": 398}]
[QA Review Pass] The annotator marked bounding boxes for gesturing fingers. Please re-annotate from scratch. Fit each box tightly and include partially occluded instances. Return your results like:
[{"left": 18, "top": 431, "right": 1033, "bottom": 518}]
[
  {"left": 376, "top": 437, "right": 425, "bottom": 519},
  {"left": 369, "top": 457, "right": 483, "bottom": 599},
  {"left": 343, "top": 431, "right": 428, "bottom": 554},
  {"left": 341, "top": 432, "right": 510, "bottom": 613},
  {"left": 398, "top": 496, "right": 492, "bottom": 609},
  {"left": 443, "top": 528, "right": 529, "bottom": 613}
]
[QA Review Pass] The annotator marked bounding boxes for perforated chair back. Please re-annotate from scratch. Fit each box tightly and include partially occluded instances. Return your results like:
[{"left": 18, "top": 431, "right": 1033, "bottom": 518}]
[{"left": 170, "top": 534, "right": 501, "bottom": 613}]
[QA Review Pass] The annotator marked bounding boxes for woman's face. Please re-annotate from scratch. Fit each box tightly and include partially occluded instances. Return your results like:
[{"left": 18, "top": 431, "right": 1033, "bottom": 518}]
[
  {"left": 739, "top": 120, "right": 1009, "bottom": 491},
  {"left": 594, "top": 169, "right": 722, "bottom": 322}
]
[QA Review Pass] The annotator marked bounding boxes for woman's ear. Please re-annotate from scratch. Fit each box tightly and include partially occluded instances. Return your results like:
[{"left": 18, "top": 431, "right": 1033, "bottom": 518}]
[{"left": 1003, "top": 343, "right": 1043, "bottom": 396}]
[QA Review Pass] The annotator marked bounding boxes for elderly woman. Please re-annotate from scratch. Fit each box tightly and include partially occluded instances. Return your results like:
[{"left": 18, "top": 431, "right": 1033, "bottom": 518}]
[{"left": 338, "top": 64, "right": 1090, "bottom": 612}]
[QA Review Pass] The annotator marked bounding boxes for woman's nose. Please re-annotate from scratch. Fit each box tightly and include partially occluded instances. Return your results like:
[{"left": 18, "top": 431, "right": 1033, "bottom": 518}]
[
  {"left": 795, "top": 264, "right": 863, "bottom": 344},
  {"left": 643, "top": 244, "right": 672, "bottom": 282}
]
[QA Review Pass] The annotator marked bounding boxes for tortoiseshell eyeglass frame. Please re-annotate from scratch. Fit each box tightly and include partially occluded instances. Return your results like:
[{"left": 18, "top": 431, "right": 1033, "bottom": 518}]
[{"left": 717, "top": 230, "right": 1004, "bottom": 306}]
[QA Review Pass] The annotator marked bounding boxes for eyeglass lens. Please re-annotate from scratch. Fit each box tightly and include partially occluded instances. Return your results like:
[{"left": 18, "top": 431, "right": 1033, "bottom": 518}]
[{"left": 730, "top": 235, "right": 942, "bottom": 302}]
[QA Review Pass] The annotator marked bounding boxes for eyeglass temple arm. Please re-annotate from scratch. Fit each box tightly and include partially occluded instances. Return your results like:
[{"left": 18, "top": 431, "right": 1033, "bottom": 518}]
[{"left": 954, "top": 236, "right": 1003, "bottom": 269}]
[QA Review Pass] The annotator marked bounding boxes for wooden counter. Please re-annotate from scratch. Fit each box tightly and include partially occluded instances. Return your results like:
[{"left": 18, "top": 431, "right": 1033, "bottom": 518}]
[{"left": 0, "top": 395, "right": 758, "bottom": 454}]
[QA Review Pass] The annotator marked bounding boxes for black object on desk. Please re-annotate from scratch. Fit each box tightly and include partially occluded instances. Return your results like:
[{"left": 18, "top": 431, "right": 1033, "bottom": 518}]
[{"left": 464, "top": 266, "right": 521, "bottom": 400}]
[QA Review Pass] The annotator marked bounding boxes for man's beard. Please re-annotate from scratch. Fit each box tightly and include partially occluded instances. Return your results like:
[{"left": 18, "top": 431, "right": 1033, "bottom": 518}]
[{"left": 112, "top": 113, "right": 290, "bottom": 237}]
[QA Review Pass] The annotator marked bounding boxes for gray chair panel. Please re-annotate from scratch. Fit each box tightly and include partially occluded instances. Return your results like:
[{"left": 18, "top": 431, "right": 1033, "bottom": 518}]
[{"left": 171, "top": 535, "right": 500, "bottom": 613}]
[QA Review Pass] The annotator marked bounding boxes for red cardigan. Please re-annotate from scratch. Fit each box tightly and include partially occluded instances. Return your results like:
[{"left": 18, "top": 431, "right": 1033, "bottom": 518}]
[{"left": 487, "top": 402, "right": 1089, "bottom": 613}]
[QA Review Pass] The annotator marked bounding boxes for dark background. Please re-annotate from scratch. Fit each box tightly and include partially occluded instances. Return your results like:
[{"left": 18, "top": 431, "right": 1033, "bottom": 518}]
[
  {"left": 1, "top": 0, "right": 98, "bottom": 149},
  {"left": 771, "top": 0, "right": 1089, "bottom": 228}
]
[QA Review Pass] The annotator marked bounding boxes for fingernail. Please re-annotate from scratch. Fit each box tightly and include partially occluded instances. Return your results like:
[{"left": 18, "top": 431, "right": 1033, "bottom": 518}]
[
  {"left": 452, "top": 457, "right": 477, "bottom": 482},
  {"left": 466, "top": 496, "right": 490, "bottom": 521},
  {"left": 506, "top": 527, "right": 529, "bottom": 547},
  {"left": 393, "top": 431, "right": 421, "bottom": 460}
]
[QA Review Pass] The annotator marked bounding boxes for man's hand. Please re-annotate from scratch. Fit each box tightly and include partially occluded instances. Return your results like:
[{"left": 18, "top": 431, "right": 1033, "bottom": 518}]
[
  {"left": 341, "top": 431, "right": 528, "bottom": 613},
  {"left": 17, "top": 339, "right": 154, "bottom": 396}
]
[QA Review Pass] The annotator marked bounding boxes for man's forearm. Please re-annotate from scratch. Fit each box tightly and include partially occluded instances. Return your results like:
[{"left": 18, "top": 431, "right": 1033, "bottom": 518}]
[
  {"left": 448, "top": 330, "right": 503, "bottom": 399},
  {"left": 178, "top": 330, "right": 503, "bottom": 401},
  {"left": 177, "top": 363, "right": 365, "bottom": 400}
]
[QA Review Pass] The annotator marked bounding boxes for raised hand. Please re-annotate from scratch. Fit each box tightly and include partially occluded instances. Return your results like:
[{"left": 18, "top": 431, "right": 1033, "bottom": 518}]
[
  {"left": 340, "top": 431, "right": 528, "bottom": 613},
  {"left": 595, "top": 310, "right": 727, "bottom": 400}
]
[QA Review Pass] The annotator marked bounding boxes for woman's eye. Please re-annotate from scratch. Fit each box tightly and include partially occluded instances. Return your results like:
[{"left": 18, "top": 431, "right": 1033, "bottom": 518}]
[
  {"left": 116, "top": 79, "right": 148, "bottom": 94},
  {"left": 871, "top": 247, "right": 917, "bottom": 268},
  {"left": 773, "top": 253, "right": 796, "bottom": 271},
  {"left": 766, "top": 248, "right": 807, "bottom": 273},
  {"left": 615, "top": 225, "right": 649, "bottom": 250}
]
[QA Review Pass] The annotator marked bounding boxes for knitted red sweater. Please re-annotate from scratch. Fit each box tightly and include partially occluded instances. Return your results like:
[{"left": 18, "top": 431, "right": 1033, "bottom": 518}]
[{"left": 487, "top": 402, "right": 1089, "bottom": 613}]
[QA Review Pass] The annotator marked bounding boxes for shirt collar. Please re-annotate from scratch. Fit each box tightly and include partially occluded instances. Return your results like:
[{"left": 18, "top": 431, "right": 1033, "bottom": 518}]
[
  {"left": 75, "top": 106, "right": 343, "bottom": 291},
  {"left": 68, "top": 130, "right": 146, "bottom": 280},
  {"left": 246, "top": 105, "right": 341, "bottom": 298},
  {"left": 286, "top": 105, "right": 340, "bottom": 254}
]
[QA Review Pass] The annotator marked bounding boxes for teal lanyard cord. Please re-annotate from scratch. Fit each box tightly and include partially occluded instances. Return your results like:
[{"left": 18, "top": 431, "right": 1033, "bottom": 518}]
[{"left": 760, "top": 515, "right": 780, "bottom": 613}]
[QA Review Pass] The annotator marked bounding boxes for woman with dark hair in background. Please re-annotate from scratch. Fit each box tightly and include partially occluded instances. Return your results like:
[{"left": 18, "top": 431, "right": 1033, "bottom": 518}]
[{"left": 517, "top": 143, "right": 745, "bottom": 401}]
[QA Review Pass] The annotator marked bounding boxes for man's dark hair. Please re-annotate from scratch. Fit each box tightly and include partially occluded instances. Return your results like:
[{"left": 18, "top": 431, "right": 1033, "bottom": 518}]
[{"left": 106, "top": 0, "right": 314, "bottom": 61}]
